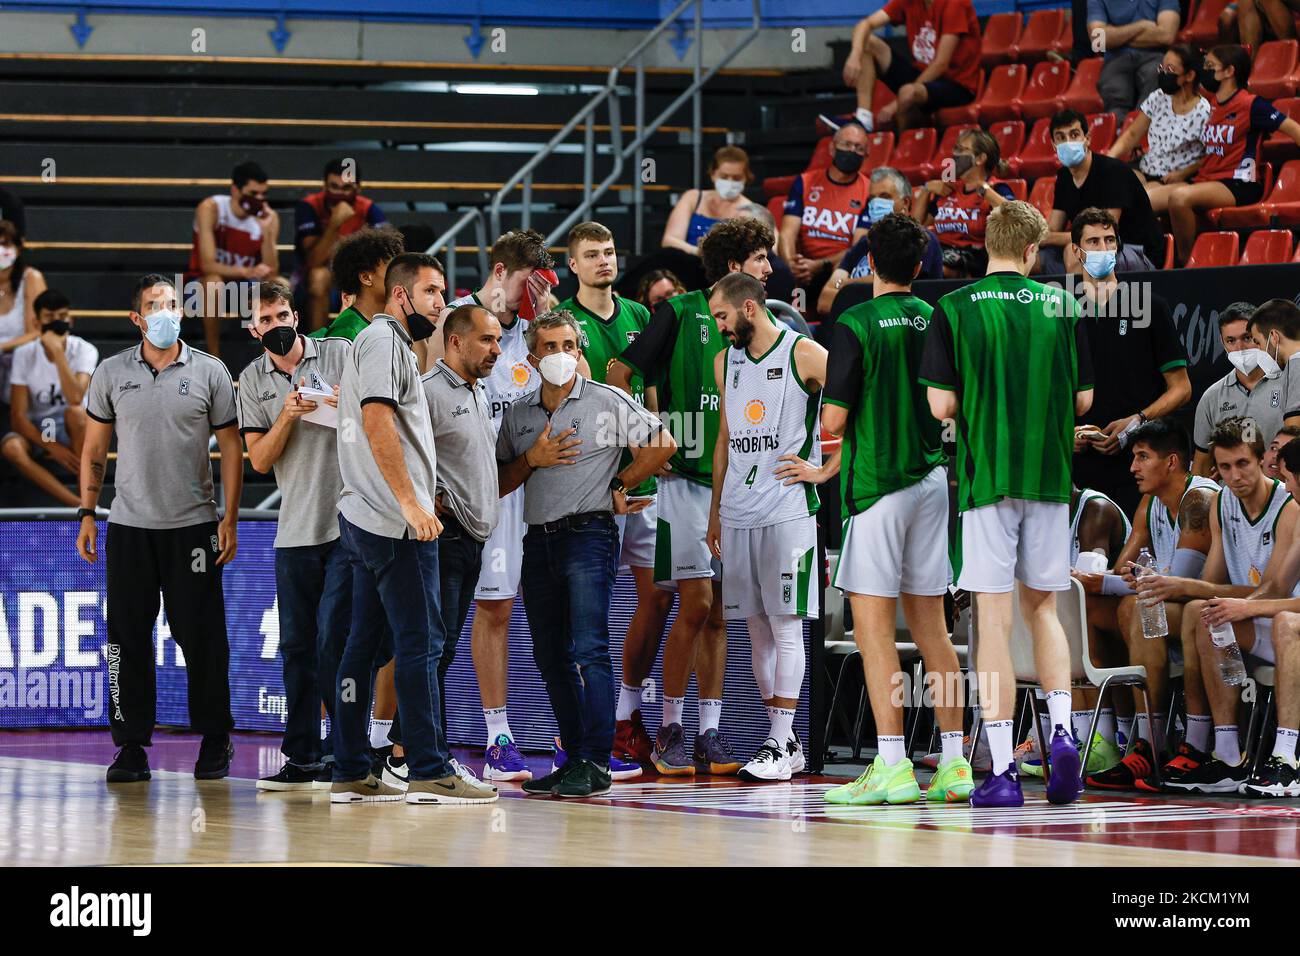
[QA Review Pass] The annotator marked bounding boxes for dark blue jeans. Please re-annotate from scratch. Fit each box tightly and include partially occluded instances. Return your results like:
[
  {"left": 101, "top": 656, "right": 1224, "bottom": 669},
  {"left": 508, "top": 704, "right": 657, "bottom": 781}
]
[
  {"left": 334, "top": 515, "right": 451, "bottom": 782},
  {"left": 520, "top": 512, "right": 619, "bottom": 764},
  {"left": 274, "top": 538, "right": 351, "bottom": 765}
]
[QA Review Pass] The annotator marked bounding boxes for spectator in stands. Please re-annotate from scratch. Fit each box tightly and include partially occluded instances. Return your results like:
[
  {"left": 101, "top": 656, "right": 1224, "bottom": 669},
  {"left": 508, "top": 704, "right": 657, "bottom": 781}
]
[
  {"left": 309, "top": 227, "right": 405, "bottom": 341},
  {"left": 817, "top": 165, "right": 944, "bottom": 316},
  {"left": 1040, "top": 109, "right": 1165, "bottom": 273},
  {"left": 186, "top": 160, "right": 281, "bottom": 358},
  {"left": 844, "top": 0, "right": 981, "bottom": 133},
  {"left": 661, "top": 146, "right": 753, "bottom": 256},
  {"left": 1, "top": 289, "right": 98, "bottom": 507},
  {"left": 1088, "top": 0, "right": 1182, "bottom": 120},
  {"left": 637, "top": 269, "right": 686, "bottom": 311},
  {"left": 1068, "top": 208, "right": 1190, "bottom": 516},
  {"left": 1264, "top": 424, "right": 1300, "bottom": 478},
  {"left": 1165, "top": 46, "right": 1300, "bottom": 266},
  {"left": 295, "top": 158, "right": 389, "bottom": 333},
  {"left": 736, "top": 201, "right": 797, "bottom": 306},
  {"left": 0, "top": 186, "right": 24, "bottom": 235},
  {"left": 1107, "top": 45, "right": 1210, "bottom": 213},
  {"left": 0, "top": 220, "right": 47, "bottom": 410},
  {"left": 913, "top": 128, "right": 1016, "bottom": 278},
  {"left": 1219, "top": 0, "right": 1300, "bottom": 51},
  {"left": 780, "top": 122, "right": 871, "bottom": 310},
  {"left": 1192, "top": 300, "right": 1300, "bottom": 475},
  {"left": 1248, "top": 297, "right": 1300, "bottom": 399}
]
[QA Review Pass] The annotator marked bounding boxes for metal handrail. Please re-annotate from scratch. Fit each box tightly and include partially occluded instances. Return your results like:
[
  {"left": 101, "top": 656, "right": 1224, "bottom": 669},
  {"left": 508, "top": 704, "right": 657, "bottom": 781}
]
[{"left": 426, "top": 0, "right": 762, "bottom": 284}]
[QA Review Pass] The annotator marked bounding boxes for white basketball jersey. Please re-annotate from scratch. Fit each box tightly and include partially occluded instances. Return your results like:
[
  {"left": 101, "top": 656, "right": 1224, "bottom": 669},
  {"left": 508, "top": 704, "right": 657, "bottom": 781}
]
[
  {"left": 720, "top": 330, "right": 820, "bottom": 529},
  {"left": 1147, "top": 475, "right": 1219, "bottom": 570},
  {"left": 450, "top": 294, "right": 537, "bottom": 432},
  {"left": 1069, "top": 488, "right": 1133, "bottom": 566},
  {"left": 1220, "top": 478, "right": 1291, "bottom": 588}
]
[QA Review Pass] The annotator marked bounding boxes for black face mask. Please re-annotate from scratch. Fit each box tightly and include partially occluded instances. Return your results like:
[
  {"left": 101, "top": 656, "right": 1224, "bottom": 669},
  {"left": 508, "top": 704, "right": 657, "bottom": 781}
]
[
  {"left": 952, "top": 153, "right": 975, "bottom": 177},
  {"left": 1201, "top": 70, "right": 1222, "bottom": 94},
  {"left": 402, "top": 303, "right": 437, "bottom": 342},
  {"left": 43, "top": 319, "right": 70, "bottom": 336},
  {"left": 1156, "top": 71, "right": 1180, "bottom": 95},
  {"left": 261, "top": 325, "right": 298, "bottom": 356},
  {"left": 832, "top": 148, "right": 865, "bottom": 175}
]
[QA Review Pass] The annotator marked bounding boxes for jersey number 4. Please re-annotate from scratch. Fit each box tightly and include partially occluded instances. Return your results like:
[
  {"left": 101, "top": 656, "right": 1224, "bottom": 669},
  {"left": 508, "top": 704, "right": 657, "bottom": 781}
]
[{"left": 744, "top": 465, "right": 757, "bottom": 487}]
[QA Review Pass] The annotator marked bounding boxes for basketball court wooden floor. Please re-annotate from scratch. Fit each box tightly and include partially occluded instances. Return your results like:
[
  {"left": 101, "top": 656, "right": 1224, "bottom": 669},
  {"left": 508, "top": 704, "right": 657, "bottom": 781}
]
[{"left": 2, "top": 730, "right": 1298, "bottom": 866}]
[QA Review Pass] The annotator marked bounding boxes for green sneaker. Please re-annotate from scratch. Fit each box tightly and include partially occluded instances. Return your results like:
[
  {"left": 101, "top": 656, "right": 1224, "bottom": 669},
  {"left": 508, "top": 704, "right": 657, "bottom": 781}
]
[
  {"left": 824, "top": 765, "right": 873, "bottom": 804},
  {"left": 850, "top": 754, "right": 922, "bottom": 805},
  {"left": 926, "top": 755, "right": 975, "bottom": 802}
]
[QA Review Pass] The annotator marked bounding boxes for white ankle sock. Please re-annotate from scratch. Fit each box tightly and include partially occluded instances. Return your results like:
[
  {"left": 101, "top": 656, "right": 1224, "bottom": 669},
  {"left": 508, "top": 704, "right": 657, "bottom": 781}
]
[
  {"left": 940, "top": 730, "right": 964, "bottom": 762},
  {"left": 878, "top": 735, "right": 906, "bottom": 765},
  {"left": 663, "top": 696, "right": 685, "bottom": 728},
  {"left": 1117, "top": 716, "right": 1135, "bottom": 743},
  {"left": 699, "top": 698, "right": 723, "bottom": 734},
  {"left": 1214, "top": 725, "right": 1241, "bottom": 765},
  {"left": 1185, "top": 714, "right": 1212, "bottom": 752},
  {"left": 770, "top": 707, "right": 795, "bottom": 745},
  {"left": 1096, "top": 708, "right": 1116, "bottom": 742},
  {"left": 616, "top": 682, "right": 643, "bottom": 722},
  {"left": 1273, "top": 727, "right": 1299, "bottom": 762},
  {"left": 987, "top": 720, "right": 1015, "bottom": 774},
  {"left": 368, "top": 719, "right": 392, "bottom": 750},
  {"left": 1045, "top": 689, "right": 1072, "bottom": 734},
  {"left": 484, "top": 707, "right": 512, "bottom": 746},
  {"left": 1070, "top": 710, "right": 1093, "bottom": 743}
]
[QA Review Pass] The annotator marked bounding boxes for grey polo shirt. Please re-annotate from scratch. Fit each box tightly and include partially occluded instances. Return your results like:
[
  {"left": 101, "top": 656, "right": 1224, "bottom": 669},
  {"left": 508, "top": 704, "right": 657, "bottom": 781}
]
[
  {"left": 496, "top": 374, "right": 663, "bottom": 526},
  {"left": 85, "top": 340, "right": 238, "bottom": 530},
  {"left": 1193, "top": 362, "right": 1300, "bottom": 452},
  {"left": 336, "top": 315, "right": 438, "bottom": 539},
  {"left": 237, "top": 335, "right": 352, "bottom": 548},
  {"left": 422, "top": 359, "right": 499, "bottom": 542}
]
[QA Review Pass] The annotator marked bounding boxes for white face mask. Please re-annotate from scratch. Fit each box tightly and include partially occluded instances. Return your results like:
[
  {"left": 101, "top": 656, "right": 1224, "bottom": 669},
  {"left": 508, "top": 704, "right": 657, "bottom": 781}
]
[
  {"left": 538, "top": 351, "right": 578, "bottom": 387},
  {"left": 1259, "top": 340, "right": 1283, "bottom": 379},
  {"left": 1228, "top": 348, "right": 1261, "bottom": 375},
  {"left": 714, "top": 178, "right": 744, "bottom": 201},
  {"left": 0, "top": 245, "right": 16, "bottom": 270}
]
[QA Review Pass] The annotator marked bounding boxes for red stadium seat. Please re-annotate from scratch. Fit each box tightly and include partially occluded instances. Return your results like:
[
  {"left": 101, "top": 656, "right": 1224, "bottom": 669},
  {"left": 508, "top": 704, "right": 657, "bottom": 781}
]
[
  {"left": 975, "top": 63, "right": 1030, "bottom": 124},
  {"left": 999, "top": 177, "right": 1028, "bottom": 200},
  {"left": 1086, "top": 112, "right": 1118, "bottom": 153},
  {"left": 935, "top": 69, "right": 985, "bottom": 127},
  {"left": 1250, "top": 40, "right": 1299, "bottom": 99},
  {"left": 766, "top": 194, "right": 786, "bottom": 226},
  {"left": 1207, "top": 162, "right": 1275, "bottom": 226},
  {"left": 807, "top": 135, "right": 832, "bottom": 171},
  {"left": 1263, "top": 98, "right": 1300, "bottom": 162},
  {"left": 1257, "top": 158, "right": 1300, "bottom": 225},
  {"left": 921, "top": 123, "right": 979, "bottom": 180},
  {"left": 1240, "top": 229, "right": 1295, "bottom": 264},
  {"left": 1018, "top": 117, "right": 1060, "bottom": 179},
  {"left": 891, "top": 127, "right": 940, "bottom": 183},
  {"left": 1294, "top": 242, "right": 1300, "bottom": 262},
  {"left": 1015, "top": 9, "right": 1067, "bottom": 61},
  {"left": 865, "top": 130, "right": 896, "bottom": 170},
  {"left": 1029, "top": 175, "right": 1056, "bottom": 217},
  {"left": 981, "top": 12, "right": 1023, "bottom": 67},
  {"left": 1185, "top": 231, "right": 1240, "bottom": 267},
  {"left": 1113, "top": 109, "right": 1149, "bottom": 163},
  {"left": 1162, "top": 233, "right": 1175, "bottom": 269},
  {"left": 1016, "top": 60, "right": 1072, "bottom": 121},
  {"left": 1060, "top": 57, "right": 1105, "bottom": 114},
  {"left": 1179, "top": 0, "right": 1232, "bottom": 45},
  {"left": 990, "top": 120, "right": 1026, "bottom": 174}
]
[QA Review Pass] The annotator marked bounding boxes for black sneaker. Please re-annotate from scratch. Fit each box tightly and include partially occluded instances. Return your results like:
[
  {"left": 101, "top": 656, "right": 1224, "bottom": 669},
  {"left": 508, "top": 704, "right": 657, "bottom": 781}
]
[
  {"left": 1162, "top": 753, "right": 1250, "bottom": 794},
  {"left": 195, "top": 735, "right": 234, "bottom": 780},
  {"left": 313, "top": 761, "right": 334, "bottom": 790},
  {"left": 369, "top": 745, "right": 393, "bottom": 779},
  {"left": 556, "top": 759, "right": 613, "bottom": 798},
  {"left": 522, "top": 758, "right": 579, "bottom": 796},
  {"left": 1242, "top": 755, "right": 1300, "bottom": 798},
  {"left": 257, "top": 761, "right": 318, "bottom": 791},
  {"left": 106, "top": 744, "right": 151, "bottom": 783}
]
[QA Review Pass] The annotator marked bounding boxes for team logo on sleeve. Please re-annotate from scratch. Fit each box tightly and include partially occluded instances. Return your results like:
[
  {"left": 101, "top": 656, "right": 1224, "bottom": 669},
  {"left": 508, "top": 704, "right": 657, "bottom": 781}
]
[{"left": 178, "top": 378, "right": 191, "bottom": 396}]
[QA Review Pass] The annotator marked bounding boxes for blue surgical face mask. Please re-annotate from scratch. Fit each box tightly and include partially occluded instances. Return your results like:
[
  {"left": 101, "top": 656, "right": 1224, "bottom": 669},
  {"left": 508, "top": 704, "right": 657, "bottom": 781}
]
[
  {"left": 868, "top": 197, "right": 895, "bottom": 222},
  {"left": 1056, "top": 140, "right": 1086, "bottom": 168},
  {"left": 1082, "top": 249, "right": 1117, "bottom": 279},
  {"left": 143, "top": 308, "right": 181, "bottom": 349}
]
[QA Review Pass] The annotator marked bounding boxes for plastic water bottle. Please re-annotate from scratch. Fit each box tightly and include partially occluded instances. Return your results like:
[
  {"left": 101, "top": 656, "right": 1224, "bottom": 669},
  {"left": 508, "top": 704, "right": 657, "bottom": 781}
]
[
  {"left": 1134, "top": 547, "right": 1168, "bottom": 639},
  {"left": 1210, "top": 621, "right": 1248, "bottom": 686}
]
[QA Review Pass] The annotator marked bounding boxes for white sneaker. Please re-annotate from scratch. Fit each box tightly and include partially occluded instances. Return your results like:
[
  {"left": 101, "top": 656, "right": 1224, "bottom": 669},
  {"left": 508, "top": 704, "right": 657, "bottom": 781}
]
[
  {"left": 854, "top": 107, "right": 874, "bottom": 132},
  {"left": 739, "top": 739, "right": 792, "bottom": 782},
  {"left": 450, "top": 758, "right": 481, "bottom": 784},
  {"left": 785, "top": 733, "right": 807, "bottom": 775},
  {"left": 381, "top": 755, "right": 409, "bottom": 792}
]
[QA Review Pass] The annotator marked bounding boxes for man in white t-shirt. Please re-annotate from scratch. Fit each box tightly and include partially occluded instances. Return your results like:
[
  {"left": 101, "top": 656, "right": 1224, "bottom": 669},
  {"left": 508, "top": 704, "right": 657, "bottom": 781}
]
[{"left": 1, "top": 289, "right": 98, "bottom": 505}]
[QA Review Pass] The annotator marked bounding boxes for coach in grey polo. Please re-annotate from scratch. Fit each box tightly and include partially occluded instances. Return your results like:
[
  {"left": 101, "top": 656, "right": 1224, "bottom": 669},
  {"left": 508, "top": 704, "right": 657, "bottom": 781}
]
[
  {"left": 496, "top": 309, "right": 675, "bottom": 797},
  {"left": 237, "top": 280, "right": 352, "bottom": 786},
  {"left": 76, "top": 273, "right": 243, "bottom": 783},
  {"left": 418, "top": 302, "right": 503, "bottom": 734}
]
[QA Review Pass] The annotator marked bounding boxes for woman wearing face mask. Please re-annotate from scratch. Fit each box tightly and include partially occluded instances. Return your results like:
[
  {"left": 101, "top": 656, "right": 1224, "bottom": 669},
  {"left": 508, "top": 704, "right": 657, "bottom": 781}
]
[
  {"left": 1108, "top": 46, "right": 1210, "bottom": 215},
  {"left": 1164, "top": 44, "right": 1300, "bottom": 266},
  {"left": 0, "top": 219, "right": 48, "bottom": 410},
  {"left": 913, "top": 129, "right": 1016, "bottom": 278},
  {"left": 661, "top": 146, "right": 754, "bottom": 256}
]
